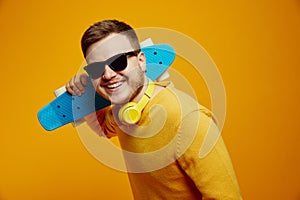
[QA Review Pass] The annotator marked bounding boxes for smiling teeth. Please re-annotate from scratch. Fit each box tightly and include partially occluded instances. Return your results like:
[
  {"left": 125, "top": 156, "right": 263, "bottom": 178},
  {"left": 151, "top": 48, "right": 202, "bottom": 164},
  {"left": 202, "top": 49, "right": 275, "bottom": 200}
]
[{"left": 107, "top": 82, "right": 122, "bottom": 89}]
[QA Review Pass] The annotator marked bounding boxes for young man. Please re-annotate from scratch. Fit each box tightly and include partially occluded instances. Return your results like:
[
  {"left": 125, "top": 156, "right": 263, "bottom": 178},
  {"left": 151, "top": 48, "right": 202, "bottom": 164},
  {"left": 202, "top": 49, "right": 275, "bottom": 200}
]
[{"left": 66, "top": 19, "right": 243, "bottom": 199}]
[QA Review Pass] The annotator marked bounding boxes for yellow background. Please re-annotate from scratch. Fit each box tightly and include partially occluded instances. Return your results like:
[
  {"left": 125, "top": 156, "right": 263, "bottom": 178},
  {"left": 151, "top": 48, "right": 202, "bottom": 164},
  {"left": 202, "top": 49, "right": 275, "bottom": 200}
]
[{"left": 1, "top": 0, "right": 300, "bottom": 199}]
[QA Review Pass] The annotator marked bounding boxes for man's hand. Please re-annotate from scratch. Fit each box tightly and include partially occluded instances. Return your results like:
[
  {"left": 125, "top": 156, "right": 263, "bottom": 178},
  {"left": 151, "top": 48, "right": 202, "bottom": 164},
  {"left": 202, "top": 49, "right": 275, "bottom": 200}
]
[{"left": 65, "top": 73, "right": 88, "bottom": 96}]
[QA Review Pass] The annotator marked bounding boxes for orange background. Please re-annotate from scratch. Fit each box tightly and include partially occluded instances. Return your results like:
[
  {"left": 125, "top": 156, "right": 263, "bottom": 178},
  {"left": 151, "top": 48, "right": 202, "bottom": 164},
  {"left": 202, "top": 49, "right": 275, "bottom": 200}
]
[{"left": 1, "top": 0, "right": 300, "bottom": 199}]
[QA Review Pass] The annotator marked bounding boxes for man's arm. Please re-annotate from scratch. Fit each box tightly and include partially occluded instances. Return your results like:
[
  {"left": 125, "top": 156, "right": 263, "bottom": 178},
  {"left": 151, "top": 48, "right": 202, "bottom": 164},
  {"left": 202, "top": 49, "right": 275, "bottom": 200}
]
[{"left": 177, "top": 111, "right": 243, "bottom": 199}]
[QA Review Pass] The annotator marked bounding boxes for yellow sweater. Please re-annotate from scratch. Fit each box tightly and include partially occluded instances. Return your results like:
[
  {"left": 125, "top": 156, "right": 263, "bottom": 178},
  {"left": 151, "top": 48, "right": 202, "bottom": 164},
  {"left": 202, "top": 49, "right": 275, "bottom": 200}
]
[{"left": 99, "top": 82, "right": 242, "bottom": 200}]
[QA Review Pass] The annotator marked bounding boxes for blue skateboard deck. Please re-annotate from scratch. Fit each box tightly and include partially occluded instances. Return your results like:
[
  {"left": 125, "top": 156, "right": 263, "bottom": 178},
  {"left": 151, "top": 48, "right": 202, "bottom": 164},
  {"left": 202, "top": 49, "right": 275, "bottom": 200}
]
[{"left": 38, "top": 44, "right": 176, "bottom": 131}]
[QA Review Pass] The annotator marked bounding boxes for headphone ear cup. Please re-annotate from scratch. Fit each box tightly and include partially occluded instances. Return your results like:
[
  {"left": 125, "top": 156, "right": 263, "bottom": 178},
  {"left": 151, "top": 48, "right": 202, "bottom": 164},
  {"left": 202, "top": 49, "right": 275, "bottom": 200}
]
[{"left": 118, "top": 102, "right": 141, "bottom": 124}]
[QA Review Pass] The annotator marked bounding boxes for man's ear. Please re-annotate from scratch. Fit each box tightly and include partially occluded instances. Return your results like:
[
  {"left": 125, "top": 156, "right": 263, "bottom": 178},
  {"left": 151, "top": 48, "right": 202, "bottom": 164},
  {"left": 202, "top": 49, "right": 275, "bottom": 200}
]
[{"left": 137, "top": 52, "right": 146, "bottom": 72}]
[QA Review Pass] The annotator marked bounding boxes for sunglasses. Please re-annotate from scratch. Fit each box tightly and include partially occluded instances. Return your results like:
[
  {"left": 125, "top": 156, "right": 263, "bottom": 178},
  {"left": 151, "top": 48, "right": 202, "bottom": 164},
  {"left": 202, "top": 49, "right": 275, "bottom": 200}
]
[{"left": 84, "top": 50, "right": 140, "bottom": 79}]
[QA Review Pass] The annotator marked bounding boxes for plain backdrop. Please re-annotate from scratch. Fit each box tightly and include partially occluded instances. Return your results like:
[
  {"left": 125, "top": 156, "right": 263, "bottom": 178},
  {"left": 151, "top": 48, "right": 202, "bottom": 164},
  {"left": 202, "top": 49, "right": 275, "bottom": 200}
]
[{"left": 0, "top": 0, "right": 299, "bottom": 199}]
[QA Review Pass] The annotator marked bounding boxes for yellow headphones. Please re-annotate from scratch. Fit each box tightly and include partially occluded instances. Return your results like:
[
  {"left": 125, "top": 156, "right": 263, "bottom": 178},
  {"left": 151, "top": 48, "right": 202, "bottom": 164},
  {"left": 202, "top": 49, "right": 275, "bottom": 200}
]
[{"left": 118, "top": 79, "right": 155, "bottom": 124}]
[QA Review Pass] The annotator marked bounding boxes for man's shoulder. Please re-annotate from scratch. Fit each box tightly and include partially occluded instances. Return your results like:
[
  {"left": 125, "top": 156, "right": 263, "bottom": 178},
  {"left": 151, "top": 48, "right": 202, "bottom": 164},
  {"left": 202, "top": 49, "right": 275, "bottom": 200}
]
[
  {"left": 148, "top": 81, "right": 218, "bottom": 129},
  {"left": 153, "top": 81, "right": 213, "bottom": 118}
]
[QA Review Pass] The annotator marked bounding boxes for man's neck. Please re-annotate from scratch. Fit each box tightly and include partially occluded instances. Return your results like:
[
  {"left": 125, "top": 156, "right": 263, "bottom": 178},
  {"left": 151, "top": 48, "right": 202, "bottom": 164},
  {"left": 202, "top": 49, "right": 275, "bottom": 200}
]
[{"left": 131, "top": 77, "right": 149, "bottom": 103}]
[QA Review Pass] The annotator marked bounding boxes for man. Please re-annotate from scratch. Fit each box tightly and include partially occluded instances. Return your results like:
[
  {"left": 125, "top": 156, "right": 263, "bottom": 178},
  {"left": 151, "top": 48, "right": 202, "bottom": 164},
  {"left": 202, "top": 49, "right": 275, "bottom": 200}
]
[{"left": 66, "top": 19, "right": 242, "bottom": 199}]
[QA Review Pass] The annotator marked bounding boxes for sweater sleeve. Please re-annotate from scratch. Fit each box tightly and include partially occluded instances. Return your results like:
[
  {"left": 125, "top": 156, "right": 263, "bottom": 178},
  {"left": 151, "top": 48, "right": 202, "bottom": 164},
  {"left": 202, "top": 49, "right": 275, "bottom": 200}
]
[
  {"left": 176, "top": 110, "right": 243, "bottom": 200},
  {"left": 83, "top": 106, "right": 117, "bottom": 138}
]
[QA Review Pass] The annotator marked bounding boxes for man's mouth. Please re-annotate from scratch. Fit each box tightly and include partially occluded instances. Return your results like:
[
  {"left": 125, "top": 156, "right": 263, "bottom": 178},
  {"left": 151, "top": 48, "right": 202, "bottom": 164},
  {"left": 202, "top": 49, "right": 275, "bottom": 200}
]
[{"left": 105, "top": 82, "right": 123, "bottom": 89}]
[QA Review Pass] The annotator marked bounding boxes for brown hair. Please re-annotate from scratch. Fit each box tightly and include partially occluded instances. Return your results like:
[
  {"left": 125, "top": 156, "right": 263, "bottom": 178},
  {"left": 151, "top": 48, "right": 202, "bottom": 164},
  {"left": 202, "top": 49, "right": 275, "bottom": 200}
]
[{"left": 81, "top": 19, "right": 140, "bottom": 57}]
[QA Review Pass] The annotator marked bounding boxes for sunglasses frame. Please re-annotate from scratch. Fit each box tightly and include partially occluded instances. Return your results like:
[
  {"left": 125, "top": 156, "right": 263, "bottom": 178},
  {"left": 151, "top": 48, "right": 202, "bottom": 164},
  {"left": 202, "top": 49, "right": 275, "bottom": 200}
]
[{"left": 84, "top": 50, "right": 140, "bottom": 79}]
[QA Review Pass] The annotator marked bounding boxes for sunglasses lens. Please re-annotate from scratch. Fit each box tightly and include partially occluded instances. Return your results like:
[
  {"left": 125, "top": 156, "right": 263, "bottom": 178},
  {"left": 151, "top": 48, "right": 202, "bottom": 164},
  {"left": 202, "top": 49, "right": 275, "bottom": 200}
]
[
  {"left": 84, "top": 62, "right": 105, "bottom": 79},
  {"left": 84, "top": 52, "right": 134, "bottom": 79},
  {"left": 109, "top": 54, "right": 128, "bottom": 71}
]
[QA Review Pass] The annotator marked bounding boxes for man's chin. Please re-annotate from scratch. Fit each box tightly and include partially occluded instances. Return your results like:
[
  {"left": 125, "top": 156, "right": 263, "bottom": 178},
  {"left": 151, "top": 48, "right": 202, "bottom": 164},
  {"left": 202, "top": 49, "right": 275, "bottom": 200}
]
[
  {"left": 96, "top": 91, "right": 127, "bottom": 104},
  {"left": 109, "top": 96, "right": 131, "bottom": 105}
]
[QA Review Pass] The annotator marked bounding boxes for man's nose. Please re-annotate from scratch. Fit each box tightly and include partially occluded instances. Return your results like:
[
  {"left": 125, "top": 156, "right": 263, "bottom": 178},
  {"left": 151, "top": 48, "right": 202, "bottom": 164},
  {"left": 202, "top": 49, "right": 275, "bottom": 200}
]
[{"left": 102, "top": 65, "right": 117, "bottom": 80}]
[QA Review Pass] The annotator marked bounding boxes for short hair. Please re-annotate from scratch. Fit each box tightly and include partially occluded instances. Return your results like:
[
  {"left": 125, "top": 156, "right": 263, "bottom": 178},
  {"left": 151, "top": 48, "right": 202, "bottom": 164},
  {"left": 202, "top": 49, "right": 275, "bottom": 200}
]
[{"left": 81, "top": 19, "right": 141, "bottom": 57}]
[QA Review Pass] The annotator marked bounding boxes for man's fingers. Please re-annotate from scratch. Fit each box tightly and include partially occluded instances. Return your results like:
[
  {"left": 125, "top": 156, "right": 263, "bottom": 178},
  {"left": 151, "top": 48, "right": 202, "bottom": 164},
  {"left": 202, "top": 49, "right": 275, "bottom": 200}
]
[
  {"left": 66, "top": 81, "right": 76, "bottom": 95},
  {"left": 80, "top": 73, "right": 88, "bottom": 87},
  {"left": 74, "top": 74, "right": 88, "bottom": 94},
  {"left": 65, "top": 74, "right": 88, "bottom": 96}
]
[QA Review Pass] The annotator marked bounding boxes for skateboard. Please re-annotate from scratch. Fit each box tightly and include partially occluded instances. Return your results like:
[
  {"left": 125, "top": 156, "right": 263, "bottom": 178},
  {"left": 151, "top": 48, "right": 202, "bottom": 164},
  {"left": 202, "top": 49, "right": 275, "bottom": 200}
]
[{"left": 37, "top": 43, "right": 176, "bottom": 131}]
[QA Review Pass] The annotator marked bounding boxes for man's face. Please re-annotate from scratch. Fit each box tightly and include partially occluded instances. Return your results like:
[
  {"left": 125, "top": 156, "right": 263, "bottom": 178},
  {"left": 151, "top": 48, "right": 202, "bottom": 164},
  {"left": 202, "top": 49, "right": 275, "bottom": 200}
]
[{"left": 85, "top": 33, "right": 146, "bottom": 105}]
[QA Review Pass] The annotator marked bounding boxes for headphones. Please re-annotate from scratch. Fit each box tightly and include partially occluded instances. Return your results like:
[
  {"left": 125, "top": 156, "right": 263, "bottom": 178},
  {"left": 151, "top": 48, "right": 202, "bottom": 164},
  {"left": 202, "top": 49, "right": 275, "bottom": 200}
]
[{"left": 118, "top": 79, "right": 155, "bottom": 124}]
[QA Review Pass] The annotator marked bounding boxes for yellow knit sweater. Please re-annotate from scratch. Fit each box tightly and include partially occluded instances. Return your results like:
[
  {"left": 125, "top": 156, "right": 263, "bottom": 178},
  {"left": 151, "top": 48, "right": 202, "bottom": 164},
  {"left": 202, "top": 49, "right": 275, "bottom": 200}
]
[{"left": 98, "top": 82, "right": 242, "bottom": 200}]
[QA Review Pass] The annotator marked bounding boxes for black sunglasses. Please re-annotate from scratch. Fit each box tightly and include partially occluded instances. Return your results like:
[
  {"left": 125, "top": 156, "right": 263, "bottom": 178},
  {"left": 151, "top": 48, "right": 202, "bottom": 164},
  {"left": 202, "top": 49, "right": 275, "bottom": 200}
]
[{"left": 84, "top": 50, "right": 140, "bottom": 79}]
